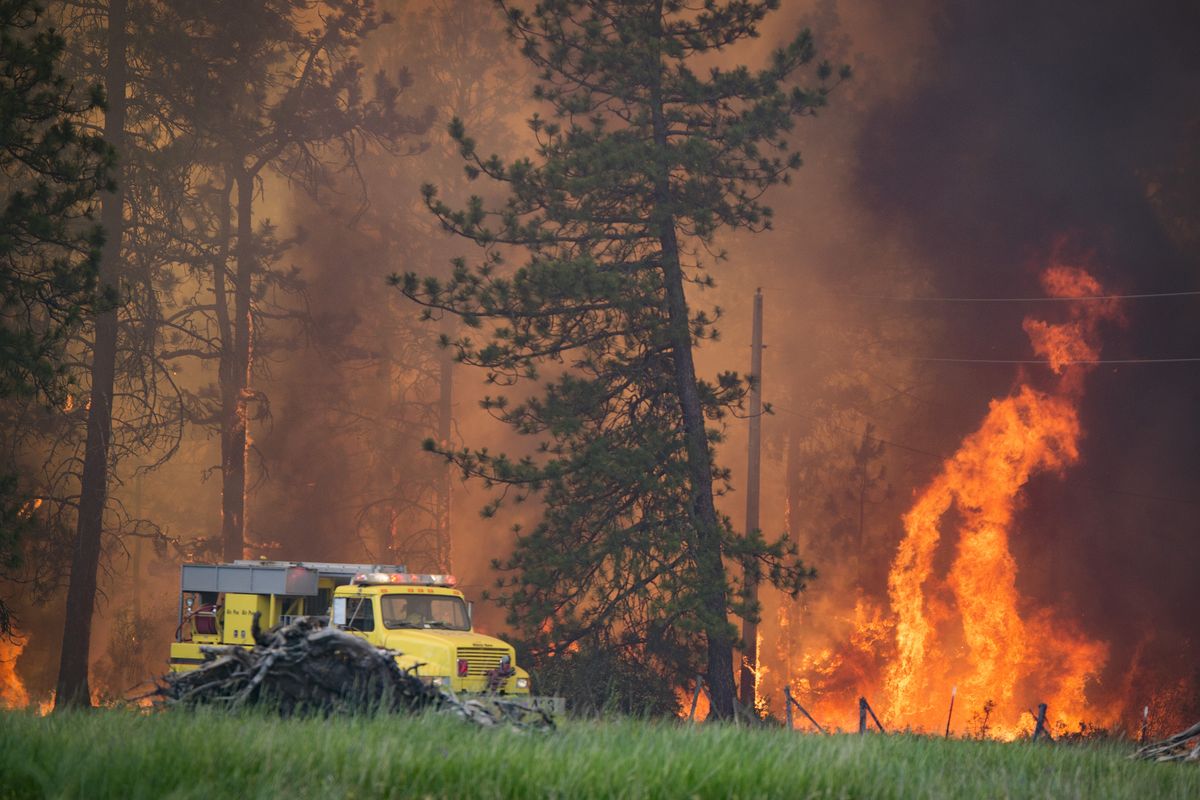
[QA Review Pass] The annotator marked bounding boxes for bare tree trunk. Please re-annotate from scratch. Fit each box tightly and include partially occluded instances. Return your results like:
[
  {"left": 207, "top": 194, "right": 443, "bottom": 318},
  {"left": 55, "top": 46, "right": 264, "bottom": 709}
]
[
  {"left": 785, "top": 422, "right": 803, "bottom": 543},
  {"left": 374, "top": 345, "right": 393, "bottom": 562},
  {"left": 858, "top": 466, "right": 867, "bottom": 585},
  {"left": 55, "top": 0, "right": 127, "bottom": 711},
  {"left": 219, "top": 168, "right": 254, "bottom": 561},
  {"left": 435, "top": 318, "right": 454, "bottom": 573},
  {"left": 775, "top": 422, "right": 806, "bottom": 693}
]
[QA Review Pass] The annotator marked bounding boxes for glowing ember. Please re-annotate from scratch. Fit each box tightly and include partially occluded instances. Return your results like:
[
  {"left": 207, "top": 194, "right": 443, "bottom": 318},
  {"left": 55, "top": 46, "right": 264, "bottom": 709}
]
[{"left": 18, "top": 497, "right": 42, "bottom": 518}]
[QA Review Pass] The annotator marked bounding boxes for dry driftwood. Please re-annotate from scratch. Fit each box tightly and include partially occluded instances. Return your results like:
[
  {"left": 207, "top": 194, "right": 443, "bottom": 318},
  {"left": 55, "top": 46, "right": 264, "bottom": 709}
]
[
  {"left": 1132, "top": 720, "right": 1200, "bottom": 763},
  {"left": 156, "top": 616, "right": 553, "bottom": 731}
]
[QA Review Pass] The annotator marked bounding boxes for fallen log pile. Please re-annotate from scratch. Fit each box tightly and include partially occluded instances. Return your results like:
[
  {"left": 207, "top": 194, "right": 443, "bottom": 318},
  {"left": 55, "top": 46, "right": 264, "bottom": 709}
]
[
  {"left": 156, "top": 615, "right": 553, "bottom": 730},
  {"left": 1133, "top": 721, "right": 1200, "bottom": 763}
]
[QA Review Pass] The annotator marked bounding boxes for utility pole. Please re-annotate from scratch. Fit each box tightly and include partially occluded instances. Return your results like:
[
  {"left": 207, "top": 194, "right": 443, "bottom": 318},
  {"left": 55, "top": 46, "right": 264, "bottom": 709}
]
[{"left": 738, "top": 289, "right": 764, "bottom": 711}]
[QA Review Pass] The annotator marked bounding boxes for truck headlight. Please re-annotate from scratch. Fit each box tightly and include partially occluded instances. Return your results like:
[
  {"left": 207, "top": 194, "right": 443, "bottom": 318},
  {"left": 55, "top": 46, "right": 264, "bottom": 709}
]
[
  {"left": 516, "top": 677, "right": 529, "bottom": 690},
  {"left": 431, "top": 676, "right": 449, "bottom": 687}
]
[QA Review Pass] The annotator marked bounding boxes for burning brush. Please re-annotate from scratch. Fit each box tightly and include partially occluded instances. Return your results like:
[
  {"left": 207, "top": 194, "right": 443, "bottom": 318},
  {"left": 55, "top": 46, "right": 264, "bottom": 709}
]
[
  {"left": 884, "top": 264, "right": 1123, "bottom": 737},
  {"left": 784, "top": 260, "right": 1132, "bottom": 737},
  {"left": 883, "top": 263, "right": 1124, "bottom": 736}
]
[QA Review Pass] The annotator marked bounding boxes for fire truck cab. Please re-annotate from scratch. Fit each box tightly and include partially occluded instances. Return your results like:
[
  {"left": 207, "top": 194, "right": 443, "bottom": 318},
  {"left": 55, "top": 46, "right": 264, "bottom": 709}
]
[{"left": 169, "top": 560, "right": 531, "bottom": 696}]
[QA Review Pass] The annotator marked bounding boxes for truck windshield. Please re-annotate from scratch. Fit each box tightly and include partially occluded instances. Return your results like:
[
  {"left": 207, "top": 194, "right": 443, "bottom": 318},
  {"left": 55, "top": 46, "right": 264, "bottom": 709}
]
[{"left": 381, "top": 595, "right": 469, "bottom": 631}]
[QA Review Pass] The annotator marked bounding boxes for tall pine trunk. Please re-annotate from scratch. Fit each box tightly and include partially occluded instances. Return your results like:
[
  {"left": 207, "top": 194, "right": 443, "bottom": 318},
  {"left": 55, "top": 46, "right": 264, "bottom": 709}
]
[
  {"left": 652, "top": 96, "right": 735, "bottom": 722},
  {"left": 219, "top": 168, "right": 254, "bottom": 561},
  {"left": 54, "top": 0, "right": 126, "bottom": 710},
  {"left": 659, "top": 229, "right": 736, "bottom": 720},
  {"left": 648, "top": 4, "right": 735, "bottom": 720}
]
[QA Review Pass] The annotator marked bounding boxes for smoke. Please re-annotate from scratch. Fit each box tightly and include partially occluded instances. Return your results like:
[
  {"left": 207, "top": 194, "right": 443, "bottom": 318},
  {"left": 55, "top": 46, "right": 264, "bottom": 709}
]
[{"left": 240, "top": 0, "right": 540, "bottom": 636}]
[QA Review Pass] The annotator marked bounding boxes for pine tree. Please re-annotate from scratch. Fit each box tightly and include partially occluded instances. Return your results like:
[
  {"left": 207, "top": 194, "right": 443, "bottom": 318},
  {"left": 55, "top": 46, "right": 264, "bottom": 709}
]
[
  {"left": 396, "top": 0, "right": 845, "bottom": 718},
  {"left": 0, "top": 0, "right": 111, "bottom": 640},
  {"left": 0, "top": 0, "right": 110, "bottom": 404}
]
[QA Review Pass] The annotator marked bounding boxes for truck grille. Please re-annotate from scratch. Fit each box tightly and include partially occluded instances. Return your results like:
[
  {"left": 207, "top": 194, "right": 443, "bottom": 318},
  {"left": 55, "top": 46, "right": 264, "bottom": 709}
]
[{"left": 456, "top": 646, "right": 508, "bottom": 676}]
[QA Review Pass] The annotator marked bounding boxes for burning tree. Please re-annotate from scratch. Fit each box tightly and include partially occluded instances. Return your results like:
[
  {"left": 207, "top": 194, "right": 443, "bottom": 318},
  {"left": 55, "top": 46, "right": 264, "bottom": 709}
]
[{"left": 396, "top": 0, "right": 845, "bottom": 718}]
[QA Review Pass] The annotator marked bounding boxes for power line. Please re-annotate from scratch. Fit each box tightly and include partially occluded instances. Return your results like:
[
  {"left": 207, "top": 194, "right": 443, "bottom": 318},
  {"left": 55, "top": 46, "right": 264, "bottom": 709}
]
[
  {"left": 917, "top": 357, "right": 1200, "bottom": 365},
  {"left": 770, "top": 404, "right": 1200, "bottom": 507},
  {"left": 843, "top": 289, "right": 1200, "bottom": 303},
  {"left": 1104, "top": 487, "right": 1200, "bottom": 508}
]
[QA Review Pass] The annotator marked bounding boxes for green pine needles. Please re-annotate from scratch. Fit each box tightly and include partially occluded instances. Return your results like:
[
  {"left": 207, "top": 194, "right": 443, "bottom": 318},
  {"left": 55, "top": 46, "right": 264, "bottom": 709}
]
[
  {"left": 0, "top": 0, "right": 113, "bottom": 404},
  {"left": 393, "top": 0, "right": 847, "bottom": 718},
  {"left": 0, "top": 0, "right": 113, "bottom": 638}
]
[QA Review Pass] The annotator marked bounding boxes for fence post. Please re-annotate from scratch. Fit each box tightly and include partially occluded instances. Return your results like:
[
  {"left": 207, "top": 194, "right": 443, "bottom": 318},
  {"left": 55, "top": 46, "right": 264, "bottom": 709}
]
[
  {"left": 1032, "top": 702, "right": 1049, "bottom": 742},
  {"left": 858, "top": 696, "right": 867, "bottom": 734},
  {"left": 863, "top": 697, "right": 886, "bottom": 733},
  {"left": 784, "top": 685, "right": 794, "bottom": 730},
  {"left": 788, "top": 693, "right": 827, "bottom": 734},
  {"left": 731, "top": 694, "right": 756, "bottom": 727}
]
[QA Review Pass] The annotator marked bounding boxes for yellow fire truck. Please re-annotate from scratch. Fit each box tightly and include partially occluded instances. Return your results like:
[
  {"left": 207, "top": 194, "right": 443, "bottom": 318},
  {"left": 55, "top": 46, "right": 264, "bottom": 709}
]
[{"left": 169, "top": 560, "right": 531, "bottom": 696}]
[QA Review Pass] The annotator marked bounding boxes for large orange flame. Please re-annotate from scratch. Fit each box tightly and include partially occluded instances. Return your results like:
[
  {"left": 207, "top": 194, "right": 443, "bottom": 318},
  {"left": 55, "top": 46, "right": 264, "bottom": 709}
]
[
  {"left": 883, "top": 264, "right": 1122, "bottom": 736},
  {"left": 0, "top": 635, "right": 30, "bottom": 709}
]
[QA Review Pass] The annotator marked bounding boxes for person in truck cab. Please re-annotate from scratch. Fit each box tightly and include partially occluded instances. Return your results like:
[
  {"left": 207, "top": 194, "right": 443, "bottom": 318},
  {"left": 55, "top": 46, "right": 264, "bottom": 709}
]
[{"left": 403, "top": 599, "right": 426, "bottom": 626}]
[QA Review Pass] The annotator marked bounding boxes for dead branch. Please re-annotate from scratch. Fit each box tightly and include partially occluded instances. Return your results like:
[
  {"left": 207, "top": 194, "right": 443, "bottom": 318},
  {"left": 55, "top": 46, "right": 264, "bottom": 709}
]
[{"left": 1133, "top": 720, "right": 1200, "bottom": 763}]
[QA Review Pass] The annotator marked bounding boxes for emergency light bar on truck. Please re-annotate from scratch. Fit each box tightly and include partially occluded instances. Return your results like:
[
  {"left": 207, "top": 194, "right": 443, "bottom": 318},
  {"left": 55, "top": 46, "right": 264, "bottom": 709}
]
[{"left": 351, "top": 572, "right": 457, "bottom": 587}]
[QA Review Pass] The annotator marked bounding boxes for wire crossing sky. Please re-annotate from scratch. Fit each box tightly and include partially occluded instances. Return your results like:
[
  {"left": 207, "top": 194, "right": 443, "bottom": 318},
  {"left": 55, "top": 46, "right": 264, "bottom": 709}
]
[{"left": 844, "top": 290, "right": 1200, "bottom": 302}]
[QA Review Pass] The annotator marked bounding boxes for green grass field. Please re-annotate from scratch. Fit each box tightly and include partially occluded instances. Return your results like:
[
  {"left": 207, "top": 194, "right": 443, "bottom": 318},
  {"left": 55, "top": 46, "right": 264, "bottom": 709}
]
[{"left": 1, "top": 710, "right": 1196, "bottom": 799}]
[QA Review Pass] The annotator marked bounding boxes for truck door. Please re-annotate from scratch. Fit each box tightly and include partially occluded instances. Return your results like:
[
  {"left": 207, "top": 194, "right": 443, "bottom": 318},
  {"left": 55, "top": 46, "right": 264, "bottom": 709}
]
[{"left": 332, "top": 595, "right": 376, "bottom": 638}]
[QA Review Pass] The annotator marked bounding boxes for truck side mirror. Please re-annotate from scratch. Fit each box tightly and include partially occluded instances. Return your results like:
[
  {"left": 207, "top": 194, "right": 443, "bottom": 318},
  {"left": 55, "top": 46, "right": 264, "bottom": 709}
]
[
  {"left": 332, "top": 597, "right": 347, "bottom": 627},
  {"left": 468, "top": 602, "right": 473, "bottom": 628}
]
